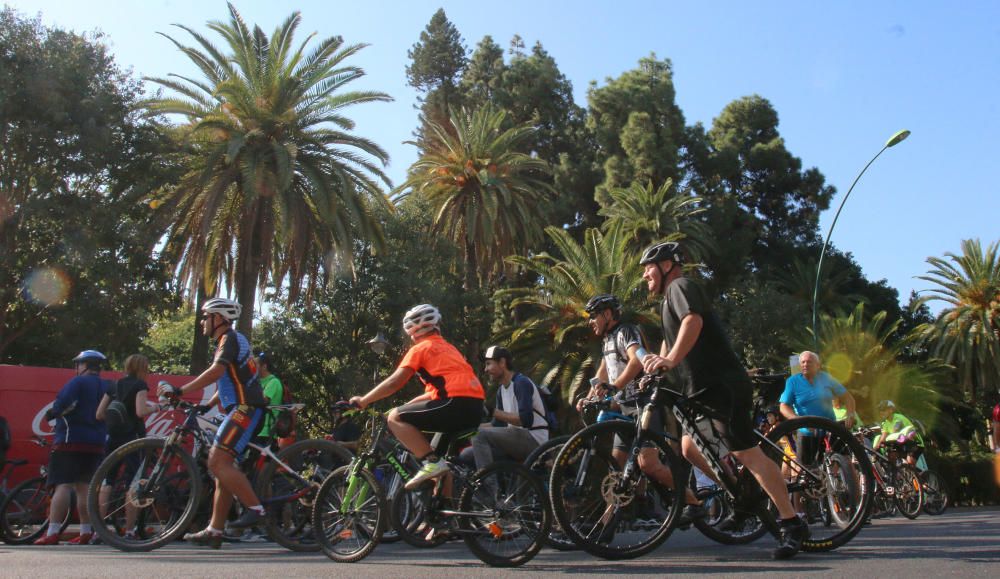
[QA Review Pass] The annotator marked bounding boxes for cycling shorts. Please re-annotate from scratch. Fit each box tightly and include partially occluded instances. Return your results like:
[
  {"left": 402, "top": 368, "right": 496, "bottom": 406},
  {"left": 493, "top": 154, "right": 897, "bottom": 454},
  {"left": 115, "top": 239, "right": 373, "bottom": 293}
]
[
  {"left": 394, "top": 397, "right": 484, "bottom": 434},
  {"left": 614, "top": 396, "right": 662, "bottom": 452},
  {"left": 690, "top": 382, "right": 757, "bottom": 453},
  {"left": 214, "top": 405, "right": 264, "bottom": 456},
  {"left": 796, "top": 433, "right": 823, "bottom": 466}
]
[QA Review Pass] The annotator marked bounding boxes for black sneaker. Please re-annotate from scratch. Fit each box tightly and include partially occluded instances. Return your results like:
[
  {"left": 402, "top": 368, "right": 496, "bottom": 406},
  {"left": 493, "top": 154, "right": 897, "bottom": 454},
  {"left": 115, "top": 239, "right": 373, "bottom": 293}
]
[
  {"left": 772, "top": 516, "right": 810, "bottom": 560},
  {"left": 228, "top": 508, "right": 265, "bottom": 530},
  {"left": 678, "top": 503, "right": 708, "bottom": 526}
]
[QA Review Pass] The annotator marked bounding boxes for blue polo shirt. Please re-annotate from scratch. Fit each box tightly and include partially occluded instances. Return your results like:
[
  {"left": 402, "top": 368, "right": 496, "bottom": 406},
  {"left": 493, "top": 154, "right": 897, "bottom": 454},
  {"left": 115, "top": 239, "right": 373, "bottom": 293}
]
[{"left": 779, "top": 371, "right": 846, "bottom": 421}]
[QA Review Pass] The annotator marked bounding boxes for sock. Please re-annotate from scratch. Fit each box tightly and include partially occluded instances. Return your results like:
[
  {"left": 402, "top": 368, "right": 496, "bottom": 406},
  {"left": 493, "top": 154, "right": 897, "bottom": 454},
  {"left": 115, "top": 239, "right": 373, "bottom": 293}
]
[
  {"left": 249, "top": 504, "right": 265, "bottom": 515},
  {"left": 208, "top": 526, "right": 223, "bottom": 535},
  {"left": 780, "top": 516, "right": 802, "bottom": 526},
  {"left": 47, "top": 522, "right": 61, "bottom": 536},
  {"left": 80, "top": 523, "right": 92, "bottom": 534}
]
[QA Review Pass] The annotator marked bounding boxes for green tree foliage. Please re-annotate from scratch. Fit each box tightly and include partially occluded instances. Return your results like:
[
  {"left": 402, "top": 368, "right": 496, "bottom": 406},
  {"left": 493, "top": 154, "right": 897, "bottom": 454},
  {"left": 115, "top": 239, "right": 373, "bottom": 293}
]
[
  {"left": 142, "top": 306, "right": 198, "bottom": 375},
  {"left": 0, "top": 8, "right": 178, "bottom": 364},
  {"left": 716, "top": 277, "right": 810, "bottom": 372},
  {"left": 396, "top": 105, "right": 553, "bottom": 290},
  {"left": 495, "top": 225, "right": 656, "bottom": 416},
  {"left": 914, "top": 239, "right": 1000, "bottom": 403},
  {"left": 406, "top": 8, "right": 467, "bottom": 134},
  {"left": 587, "top": 55, "right": 687, "bottom": 207},
  {"left": 146, "top": 3, "right": 392, "bottom": 337}
]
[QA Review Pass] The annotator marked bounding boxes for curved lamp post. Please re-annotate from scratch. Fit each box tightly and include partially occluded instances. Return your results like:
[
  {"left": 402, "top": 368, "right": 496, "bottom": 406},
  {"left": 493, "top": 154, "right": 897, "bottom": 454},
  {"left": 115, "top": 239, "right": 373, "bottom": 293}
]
[
  {"left": 367, "top": 331, "right": 389, "bottom": 386},
  {"left": 811, "top": 129, "right": 911, "bottom": 346}
]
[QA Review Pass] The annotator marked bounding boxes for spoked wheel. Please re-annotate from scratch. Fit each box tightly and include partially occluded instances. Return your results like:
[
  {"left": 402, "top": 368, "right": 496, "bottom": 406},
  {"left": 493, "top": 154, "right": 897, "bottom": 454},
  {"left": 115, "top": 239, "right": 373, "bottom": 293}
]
[
  {"left": 892, "top": 464, "right": 923, "bottom": 519},
  {"left": 0, "top": 477, "right": 70, "bottom": 544},
  {"left": 312, "top": 465, "right": 385, "bottom": 563},
  {"left": 762, "top": 416, "right": 874, "bottom": 553},
  {"left": 692, "top": 485, "right": 768, "bottom": 545},
  {"left": 920, "top": 470, "right": 949, "bottom": 515},
  {"left": 256, "top": 439, "right": 353, "bottom": 551},
  {"left": 548, "top": 421, "right": 685, "bottom": 560},
  {"left": 390, "top": 480, "right": 449, "bottom": 548},
  {"left": 458, "top": 461, "right": 551, "bottom": 567},
  {"left": 88, "top": 438, "right": 202, "bottom": 551},
  {"left": 524, "top": 435, "right": 577, "bottom": 551}
]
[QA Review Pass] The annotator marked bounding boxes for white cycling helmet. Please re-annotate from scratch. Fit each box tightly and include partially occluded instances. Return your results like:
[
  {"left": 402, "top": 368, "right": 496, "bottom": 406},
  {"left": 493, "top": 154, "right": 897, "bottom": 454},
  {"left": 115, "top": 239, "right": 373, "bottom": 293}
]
[
  {"left": 403, "top": 304, "right": 441, "bottom": 338},
  {"left": 202, "top": 297, "right": 242, "bottom": 322}
]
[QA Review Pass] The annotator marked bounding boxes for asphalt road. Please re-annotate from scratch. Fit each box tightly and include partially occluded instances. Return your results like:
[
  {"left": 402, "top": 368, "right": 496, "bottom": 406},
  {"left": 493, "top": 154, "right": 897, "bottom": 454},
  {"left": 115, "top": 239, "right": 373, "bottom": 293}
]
[{"left": 3, "top": 507, "right": 998, "bottom": 578}]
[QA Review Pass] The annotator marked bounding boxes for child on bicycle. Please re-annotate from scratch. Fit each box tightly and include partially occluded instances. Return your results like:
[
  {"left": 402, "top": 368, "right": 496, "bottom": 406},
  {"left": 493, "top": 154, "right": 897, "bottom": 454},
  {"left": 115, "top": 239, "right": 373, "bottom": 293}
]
[{"left": 350, "top": 304, "right": 485, "bottom": 490}]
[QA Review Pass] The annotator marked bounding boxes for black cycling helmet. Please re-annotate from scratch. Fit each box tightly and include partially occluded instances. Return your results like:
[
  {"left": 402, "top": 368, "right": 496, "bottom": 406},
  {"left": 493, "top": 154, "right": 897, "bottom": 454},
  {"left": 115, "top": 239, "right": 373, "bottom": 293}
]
[
  {"left": 639, "top": 241, "right": 684, "bottom": 266},
  {"left": 585, "top": 294, "right": 622, "bottom": 316}
]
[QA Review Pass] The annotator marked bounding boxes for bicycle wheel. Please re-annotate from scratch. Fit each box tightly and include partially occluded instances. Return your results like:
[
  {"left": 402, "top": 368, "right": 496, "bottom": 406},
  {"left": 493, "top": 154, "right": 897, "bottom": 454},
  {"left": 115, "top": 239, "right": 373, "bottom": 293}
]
[
  {"left": 920, "top": 470, "right": 949, "bottom": 515},
  {"left": 548, "top": 420, "right": 685, "bottom": 560},
  {"left": 88, "top": 437, "right": 202, "bottom": 551},
  {"left": 0, "top": 476, "right": 70, "bottom": 544},
  {"left": 312, "top": 465, "right": 385, "bottom": 563},
  {"left": 763, "top": 416, "right": 874, "bottom": 553},
  {"left": 692, "top": 485, "right": 768, "bottom": 545},
  {"left": 892, "top": 464, "right": 923, "bottom": 519},
  {"left": 256, "top": 438, "right": 353, "bottom": 551},
  {"left": 458, "top": 461, "right": 550, "bottom": 567},
  {"left": 524, "top": 435, "right": 577, "bottom": 551},
  {"left": 389, "top": 479, "right": 450, "bottom": 548}
]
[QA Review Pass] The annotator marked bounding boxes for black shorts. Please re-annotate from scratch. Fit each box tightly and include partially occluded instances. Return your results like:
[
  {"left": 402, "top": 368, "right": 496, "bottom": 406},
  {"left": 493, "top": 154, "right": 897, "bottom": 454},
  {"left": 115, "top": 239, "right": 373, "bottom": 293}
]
[
  {"left": 691, "top": 382, "right": 757, "bottom": 453},
  {"left": 796, "top": 433, "right": 823, "bottom": 466},
  {"left": 613, "top": 398, "right": 663, "bottom": 452},
  {"left": 395, "top": 397, "right": 484, "bottom": 434},
  {"left": 48, "top": 449, "right": 104, "bottom": 486}
]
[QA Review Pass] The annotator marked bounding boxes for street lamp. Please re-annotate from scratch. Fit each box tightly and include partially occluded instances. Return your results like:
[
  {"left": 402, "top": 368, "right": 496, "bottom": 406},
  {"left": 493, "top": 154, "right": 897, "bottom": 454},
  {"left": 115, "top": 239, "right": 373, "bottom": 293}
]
[
  {"left": 811, "top": 129, "right": 911, "bottom": 346},
  {"left": 367, "top": 331, "right": 390, "bottom": 386}
]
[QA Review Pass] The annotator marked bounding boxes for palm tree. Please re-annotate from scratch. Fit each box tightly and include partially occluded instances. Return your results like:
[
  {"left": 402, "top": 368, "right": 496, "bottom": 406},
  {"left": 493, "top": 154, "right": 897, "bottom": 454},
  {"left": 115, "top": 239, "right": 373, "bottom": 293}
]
[
  {"left": 495, "top": 224, "right": 657, "bottom": 412},
  {"left": 146, "top": 3, "right": 392, "bottom": 336},
  {"left": 395, "top": 104, "right": 553, "bottom": 290},
  {"left": 598, "top": 179, "right": 715, "bottom": 263},
  {"left": 914, "top": 238, "right": 1000, "bottom": 402}
]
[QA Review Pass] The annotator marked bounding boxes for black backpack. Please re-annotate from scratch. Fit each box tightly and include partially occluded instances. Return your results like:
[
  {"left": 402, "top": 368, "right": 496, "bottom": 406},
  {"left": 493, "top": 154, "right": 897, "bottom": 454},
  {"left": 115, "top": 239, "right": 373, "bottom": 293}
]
[
  {"left": 105, "top": 380, "right": 135, "bottom": 437},
  {"left": 271, "top": 381, "right": 297, "bottom": 439},
  {"left": 533, "top": 383, "right": 560, "bottom": 436}
]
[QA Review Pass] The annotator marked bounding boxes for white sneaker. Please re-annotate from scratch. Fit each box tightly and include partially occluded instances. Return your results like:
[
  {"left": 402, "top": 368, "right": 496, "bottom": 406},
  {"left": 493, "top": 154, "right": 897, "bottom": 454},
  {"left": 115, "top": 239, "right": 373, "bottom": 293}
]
[{"left": 405, "top": 459, "right": 450, "bottom": 490}]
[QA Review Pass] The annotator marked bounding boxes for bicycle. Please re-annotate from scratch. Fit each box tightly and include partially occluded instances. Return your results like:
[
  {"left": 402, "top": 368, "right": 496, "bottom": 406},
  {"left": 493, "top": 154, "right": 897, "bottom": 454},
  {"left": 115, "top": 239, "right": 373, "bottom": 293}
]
[
  {"left": 0, "top": 436, "right": 75, "bottom": 545},
  {"left": 87, "top": 398, "right": 351, "bottom": 551},
  {"left": 312, "top": 402, "right": 551, "bottom": 567},
  {"left": 919, "top": 469, "right": 949, "bottom": 516},
  {"left": 857, "top": 427, "right": 923, "bottom": 520},
  {"left": 549, "top": 374, "right": 875, "bottom": 559}
]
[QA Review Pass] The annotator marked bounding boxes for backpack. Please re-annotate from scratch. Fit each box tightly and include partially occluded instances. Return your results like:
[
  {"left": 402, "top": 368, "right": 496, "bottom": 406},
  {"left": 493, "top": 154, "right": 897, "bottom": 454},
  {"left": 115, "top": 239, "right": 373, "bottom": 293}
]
[
  {"left": 533, "top": 383, "right": 560, "bottom": 436},
  {"left": 271, "top": 381, "right": 297, "bottom": 439},
  {"left": 105, "top": 380, "right": 135, "bottom": 437}
]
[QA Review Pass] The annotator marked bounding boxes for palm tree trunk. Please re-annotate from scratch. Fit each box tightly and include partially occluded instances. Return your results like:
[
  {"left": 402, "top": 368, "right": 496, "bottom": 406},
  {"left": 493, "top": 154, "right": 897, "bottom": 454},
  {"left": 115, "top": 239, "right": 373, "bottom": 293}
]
[
  {"left": 234, "top": 200, "right": 262, "bottom": 340},
  {"left": 190, "top": 283, "right": 209, "bottom": 374}
]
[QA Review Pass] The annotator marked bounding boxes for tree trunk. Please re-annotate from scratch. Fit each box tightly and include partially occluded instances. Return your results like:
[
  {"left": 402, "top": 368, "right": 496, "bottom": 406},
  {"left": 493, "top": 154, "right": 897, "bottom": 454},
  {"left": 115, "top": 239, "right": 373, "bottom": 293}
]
[
  {"left": 190, "top": 284, "right": 209, "bottom": 375},
  {"left": 233, "top": 200, "right": 262, "bottom": 340}
]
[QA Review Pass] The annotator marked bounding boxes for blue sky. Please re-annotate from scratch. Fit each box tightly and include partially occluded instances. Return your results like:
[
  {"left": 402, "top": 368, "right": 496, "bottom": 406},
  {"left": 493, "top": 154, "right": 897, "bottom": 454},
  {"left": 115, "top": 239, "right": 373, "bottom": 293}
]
[{"left": 10, "top": 1, "right": 1000, "bottom": 312}]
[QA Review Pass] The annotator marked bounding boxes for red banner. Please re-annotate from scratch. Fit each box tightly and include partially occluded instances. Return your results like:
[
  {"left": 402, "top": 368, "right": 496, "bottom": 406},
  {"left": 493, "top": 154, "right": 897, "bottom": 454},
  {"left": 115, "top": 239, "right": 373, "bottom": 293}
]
[{"left": 0, "top": 365, "right": 208, "bottom": 486}]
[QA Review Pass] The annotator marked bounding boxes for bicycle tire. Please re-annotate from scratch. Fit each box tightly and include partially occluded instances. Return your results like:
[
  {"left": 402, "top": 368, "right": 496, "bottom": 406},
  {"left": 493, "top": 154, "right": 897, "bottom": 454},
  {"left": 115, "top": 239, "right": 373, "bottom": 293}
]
[
  {"left": 892, "top": 464, "right": 923, "bottom": 519},
  {"left": 458, "top": 461, "right": 550, "bottom": 567},
  {"left": 548, "top": 420, "right": 685, "bottom": 560},
  {"left": 763, "top": 416, "right": 874, "bottom": 553},
  {"left": 0, "top": 476, "right": 71, "bottom": 544},
  {"left": 256, "top": 438, "right": 353, "bottom": 552},
  {"left": 312, "top": 465, "right": 385, "bottom": 563},
  {"left": 920, "top": 470, "right": 949, "bottom": 516},
  {"left": 88, "top": 437, "right": 202, "bottom": 552},
  {"left": 523, "top": 435, "right": 578, "bottom": 551},
  {"left": 823, "top": 453, "right": 858, "bottom": 529},
  {"left": 389, "top": 479, "right": 449, "bottom": 548}
]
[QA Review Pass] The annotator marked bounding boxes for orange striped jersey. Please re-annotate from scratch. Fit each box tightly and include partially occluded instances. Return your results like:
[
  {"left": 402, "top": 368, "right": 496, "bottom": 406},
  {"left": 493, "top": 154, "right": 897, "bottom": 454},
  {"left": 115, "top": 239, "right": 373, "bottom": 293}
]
[
  {"left": 398, "top": 334, "right": 485, "bottom": 401},
  {"left": 213, "top": 329, "right": 267, "bottom": 409}
]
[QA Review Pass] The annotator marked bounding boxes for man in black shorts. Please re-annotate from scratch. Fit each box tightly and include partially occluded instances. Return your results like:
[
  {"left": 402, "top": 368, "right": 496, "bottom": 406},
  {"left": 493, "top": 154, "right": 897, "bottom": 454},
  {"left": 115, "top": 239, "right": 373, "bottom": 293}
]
[{"left": 638, "top": 241, "right": 808, "bottom": 560}]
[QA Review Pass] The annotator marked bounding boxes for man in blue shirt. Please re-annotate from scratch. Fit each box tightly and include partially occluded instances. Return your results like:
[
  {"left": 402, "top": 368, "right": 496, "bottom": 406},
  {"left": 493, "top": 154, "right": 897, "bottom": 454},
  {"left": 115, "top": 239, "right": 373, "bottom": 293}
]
[{"left": 779, "top": 351, "right": 857, "bottom": 465}]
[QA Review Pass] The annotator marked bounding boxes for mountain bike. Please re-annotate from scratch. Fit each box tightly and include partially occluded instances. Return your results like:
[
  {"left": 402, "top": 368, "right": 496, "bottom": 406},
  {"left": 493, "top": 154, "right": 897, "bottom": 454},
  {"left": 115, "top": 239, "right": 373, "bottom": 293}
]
[
  {"left": 88, "top": 398, "right": 351, "bottom": 551},
  {"left": 919, "top": 469, "right": 948, "bottom": 515},
  {"left": 549, "top": 374, "right": 874, "bottom": 559},
  {"left": 856, "top": 427, "right": 923, "bottom": 520},
  {"left": 312, "top": 402, "right": 551, "bottom": 567},
  {"left": 0, "top": 436, "right": 74, "bottom": 544}
]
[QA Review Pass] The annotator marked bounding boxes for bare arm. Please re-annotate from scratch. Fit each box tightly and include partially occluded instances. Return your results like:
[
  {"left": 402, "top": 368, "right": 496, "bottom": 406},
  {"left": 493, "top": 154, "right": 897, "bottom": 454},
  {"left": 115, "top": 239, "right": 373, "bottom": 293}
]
[
  {"left": 158, "top": 363, "right": 226, "bottom": 397},
  {"left": 135, "top": 390, "right": 156, "bottom": 418},
  {"left": 779, "top": 403, "right": 797, "bottom": 421},
  {"left": 643, "top": 313, "right": 704, "bottom": 373},
  {"left": 351, "top": 367, "right": 416, "bottom": 409},
  {"left": 96, "top": 393, "right": 111, "bottom": 421}
]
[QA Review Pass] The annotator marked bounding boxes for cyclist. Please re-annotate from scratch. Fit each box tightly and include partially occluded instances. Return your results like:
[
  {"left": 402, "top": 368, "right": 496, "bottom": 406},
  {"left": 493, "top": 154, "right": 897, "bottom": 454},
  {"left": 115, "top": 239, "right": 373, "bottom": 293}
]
[
  {"left": 254, "top": 352, "right": 285, "bottom": 448},
  {"left": 33, "top": 350, "right": 109, "bottom": 545},
  {"left": 779, "top": 351, "right": 857, "bottom": 464},
  {"left": 638, "top": 241, "right": 808, "bottom": 560},
  {"left": 469, "top": 345, "right": 547, "bottom": 468},
  {"left": 579, "top": 293, "right": 707, "bottom": 524},
  {"left": 873, "top": 400, "right": 924, "bottom": 468},
  {"left": 157, "top": 297, "right": 268, "bottom": 547},
  {"left": 349, "top": 304, "right": 485, "bottom": 490}
]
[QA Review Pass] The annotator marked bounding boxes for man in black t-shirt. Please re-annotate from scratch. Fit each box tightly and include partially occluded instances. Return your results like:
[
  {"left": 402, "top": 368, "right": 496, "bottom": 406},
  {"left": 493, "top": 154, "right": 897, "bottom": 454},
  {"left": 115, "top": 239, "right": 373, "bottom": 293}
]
[{"left": 638, "top": 241, "right": 808, "bottom": 560}]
